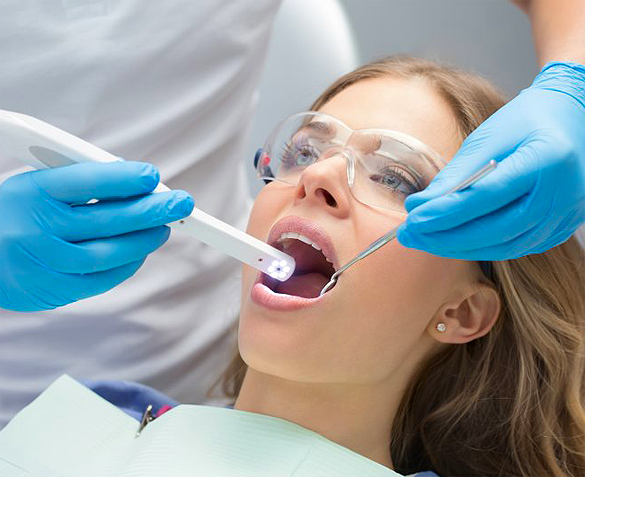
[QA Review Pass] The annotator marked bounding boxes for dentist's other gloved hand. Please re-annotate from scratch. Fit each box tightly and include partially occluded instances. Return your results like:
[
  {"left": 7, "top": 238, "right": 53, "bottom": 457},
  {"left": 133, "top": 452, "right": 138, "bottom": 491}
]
[
  {"left": 0, "top": 161, "right": 194, "bottom": 311},
  {"left": 398, "top": 61, "right": 585, "bottom": 260}
]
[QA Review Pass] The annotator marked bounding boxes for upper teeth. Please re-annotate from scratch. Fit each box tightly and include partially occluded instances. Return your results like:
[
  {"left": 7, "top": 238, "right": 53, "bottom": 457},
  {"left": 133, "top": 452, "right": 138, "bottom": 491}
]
[{"left": 276, "top": 232, "right": 333, "bottom": 264}]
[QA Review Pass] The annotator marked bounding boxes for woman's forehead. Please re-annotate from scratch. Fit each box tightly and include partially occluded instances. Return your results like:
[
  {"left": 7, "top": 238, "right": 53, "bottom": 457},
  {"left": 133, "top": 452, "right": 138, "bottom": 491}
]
[{"left": 317, "top": 76, "right": 462, "bottom": 161}]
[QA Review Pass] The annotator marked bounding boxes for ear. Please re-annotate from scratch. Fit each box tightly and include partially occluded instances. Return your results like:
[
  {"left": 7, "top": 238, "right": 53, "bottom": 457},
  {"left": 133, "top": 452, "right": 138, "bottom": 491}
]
[{"left": 429, "top": 285, "right": 501, "bottom": 344}]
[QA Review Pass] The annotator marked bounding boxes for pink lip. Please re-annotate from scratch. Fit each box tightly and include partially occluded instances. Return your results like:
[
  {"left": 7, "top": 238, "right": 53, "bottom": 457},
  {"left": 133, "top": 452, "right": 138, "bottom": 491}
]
[
  {"left": 251, "top": 275, "right": 328, "bottom": 311},
  {"left": 266, "top": 215, "right": 339, "bottom": 270}
]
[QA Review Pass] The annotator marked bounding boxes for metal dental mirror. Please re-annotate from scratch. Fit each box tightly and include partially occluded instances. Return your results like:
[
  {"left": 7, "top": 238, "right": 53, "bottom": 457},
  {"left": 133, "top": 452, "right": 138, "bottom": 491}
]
[{"left": 319, "top": 160, "right": 498, "bottom": 296}]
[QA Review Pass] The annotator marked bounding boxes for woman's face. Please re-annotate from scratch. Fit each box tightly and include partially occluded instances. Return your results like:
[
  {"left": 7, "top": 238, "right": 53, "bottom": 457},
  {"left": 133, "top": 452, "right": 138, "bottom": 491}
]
[{"left": 239, "top": 76, "right": 479, "bottom": 385}]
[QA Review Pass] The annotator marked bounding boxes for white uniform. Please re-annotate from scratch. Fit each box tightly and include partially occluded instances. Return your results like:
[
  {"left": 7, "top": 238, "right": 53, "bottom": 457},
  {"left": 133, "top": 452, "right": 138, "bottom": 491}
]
[{"left": 0, "top": 0, "right": 281, "bottom": 427}]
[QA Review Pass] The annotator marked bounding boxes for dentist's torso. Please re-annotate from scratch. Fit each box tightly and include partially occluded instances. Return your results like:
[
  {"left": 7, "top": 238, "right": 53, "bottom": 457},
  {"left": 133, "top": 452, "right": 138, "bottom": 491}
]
[{"left": 0, "top": 0, "right": 281, "bottom": 427}]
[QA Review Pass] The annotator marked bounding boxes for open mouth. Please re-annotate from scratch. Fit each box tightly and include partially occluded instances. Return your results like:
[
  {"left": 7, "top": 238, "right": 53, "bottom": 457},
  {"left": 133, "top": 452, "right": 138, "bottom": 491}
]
[{"left": 262, "top": 234, "right": 336, "bottom": 299}]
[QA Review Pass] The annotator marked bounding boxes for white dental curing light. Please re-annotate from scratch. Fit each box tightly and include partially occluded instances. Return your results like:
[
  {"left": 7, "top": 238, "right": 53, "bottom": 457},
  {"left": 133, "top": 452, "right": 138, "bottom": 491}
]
[{"left": 0, "top": 109, "right": 295, "bottom": 281}]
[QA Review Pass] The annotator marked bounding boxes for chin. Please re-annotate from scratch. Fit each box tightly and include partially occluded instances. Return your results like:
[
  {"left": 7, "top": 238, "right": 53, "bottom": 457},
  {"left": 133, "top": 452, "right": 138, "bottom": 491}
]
[{"left": 237, "top": 313, "right": 342, "bottom": 384}]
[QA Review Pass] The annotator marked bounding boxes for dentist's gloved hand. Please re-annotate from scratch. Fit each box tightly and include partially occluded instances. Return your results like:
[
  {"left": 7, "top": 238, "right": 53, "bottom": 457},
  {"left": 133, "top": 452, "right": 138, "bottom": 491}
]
[
  {"left": 397, "top": 61, "right": 585, "bottom": 260},
  {"left": 0, "top": 161, "right": 194, "bottom": 311}
]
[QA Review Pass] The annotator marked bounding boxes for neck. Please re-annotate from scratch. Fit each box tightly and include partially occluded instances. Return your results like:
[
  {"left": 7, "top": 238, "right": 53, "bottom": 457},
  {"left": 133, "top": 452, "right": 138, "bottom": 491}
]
[{"left": 234, "top": 368, "right": 406, "bottom": 470}]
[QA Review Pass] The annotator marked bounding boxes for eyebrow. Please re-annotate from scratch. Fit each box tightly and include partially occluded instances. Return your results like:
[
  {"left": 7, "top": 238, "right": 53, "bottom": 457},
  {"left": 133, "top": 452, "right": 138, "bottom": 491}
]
[
  {"left": 298, "top": 120, "right": 337, "bottom": 137},
  {"left": 365, "top": 128, "right": 447, "bottom": 170}
]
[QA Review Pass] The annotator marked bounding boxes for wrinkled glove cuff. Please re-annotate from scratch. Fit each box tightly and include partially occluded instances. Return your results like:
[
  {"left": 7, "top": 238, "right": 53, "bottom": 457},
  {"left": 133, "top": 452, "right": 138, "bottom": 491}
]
[{"left": 528, "top": 61, "right": 585, "bottom": 108}]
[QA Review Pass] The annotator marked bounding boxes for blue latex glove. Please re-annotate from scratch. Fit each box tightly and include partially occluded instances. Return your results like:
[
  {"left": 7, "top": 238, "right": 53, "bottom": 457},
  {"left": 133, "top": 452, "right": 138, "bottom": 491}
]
[
  {"left": 397, "top": 61, "right": 585, "bottom": 260},
  {"left": 0, "top": 161, "right": 194, "bottom": 311}
]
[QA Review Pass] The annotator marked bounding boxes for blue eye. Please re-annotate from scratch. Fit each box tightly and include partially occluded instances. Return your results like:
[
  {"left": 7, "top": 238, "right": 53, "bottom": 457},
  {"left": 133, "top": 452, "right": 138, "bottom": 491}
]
[
  {"left": 280, "top": 141, "right": 319, "bottom": 169},
  {"left": 295, "top": 147, "right": 316, "bottom": 166},
  {"left": 370, "top": 167, "right": 420, "bottom": 196}
]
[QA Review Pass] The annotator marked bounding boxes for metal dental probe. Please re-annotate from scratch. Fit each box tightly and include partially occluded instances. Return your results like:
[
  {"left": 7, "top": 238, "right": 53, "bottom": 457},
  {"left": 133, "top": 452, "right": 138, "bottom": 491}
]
[{"left": 319, "top": 160, "right": 498, "bottom": 296}]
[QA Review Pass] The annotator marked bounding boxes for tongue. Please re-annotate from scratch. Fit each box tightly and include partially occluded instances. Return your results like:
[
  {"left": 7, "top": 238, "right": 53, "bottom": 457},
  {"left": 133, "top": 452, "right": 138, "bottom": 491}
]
[{"left": 276, "top": 272, "right": 329, "bottom": 298}]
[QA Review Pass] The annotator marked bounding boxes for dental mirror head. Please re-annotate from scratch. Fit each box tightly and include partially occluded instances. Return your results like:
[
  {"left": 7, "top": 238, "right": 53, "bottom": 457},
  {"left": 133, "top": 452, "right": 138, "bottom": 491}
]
[{"left": 0, "top": 108, "right": 295, "bottom": 282}]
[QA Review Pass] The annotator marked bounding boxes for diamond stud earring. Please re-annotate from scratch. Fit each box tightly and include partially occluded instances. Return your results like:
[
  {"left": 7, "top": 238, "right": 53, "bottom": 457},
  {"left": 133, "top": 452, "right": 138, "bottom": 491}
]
[{"left": 436, "top": 322, "right": 446, "bottom": 332}]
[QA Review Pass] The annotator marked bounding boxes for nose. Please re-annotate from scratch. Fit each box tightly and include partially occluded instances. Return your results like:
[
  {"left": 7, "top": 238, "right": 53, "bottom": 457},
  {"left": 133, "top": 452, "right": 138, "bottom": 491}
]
[{"left": 292, "top": 151, "right": 353, "bottom": 218}]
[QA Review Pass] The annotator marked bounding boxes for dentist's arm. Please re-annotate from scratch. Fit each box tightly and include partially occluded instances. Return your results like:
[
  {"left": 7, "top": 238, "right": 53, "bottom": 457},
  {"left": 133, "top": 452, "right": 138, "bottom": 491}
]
[
  {"left": 0, "top": 161, "right": 194, "bottom": 311},
  {"left": 513, "top": 0, "right": 584, "bottom": 66},
  {"left": 398, "top": 0, "right": 585, "bottom": 260}
]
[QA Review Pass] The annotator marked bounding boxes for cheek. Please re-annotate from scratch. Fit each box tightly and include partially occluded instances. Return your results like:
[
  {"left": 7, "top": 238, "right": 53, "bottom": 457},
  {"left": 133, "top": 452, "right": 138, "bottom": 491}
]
[
  {"left": 245, "top": 186, "right": 279, "bottom": 240},
  {"left": 343, "top": 238, "right": 457, "bottom": 344},
  {"left": 312, "top": 223, "right": 460, "bottom": 382}
]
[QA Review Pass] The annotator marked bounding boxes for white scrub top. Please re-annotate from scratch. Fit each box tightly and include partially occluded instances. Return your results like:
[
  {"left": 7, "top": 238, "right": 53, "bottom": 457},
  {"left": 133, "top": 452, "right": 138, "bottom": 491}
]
[{"left": 0, "top": 0, "right": 281, "bottom": 427}]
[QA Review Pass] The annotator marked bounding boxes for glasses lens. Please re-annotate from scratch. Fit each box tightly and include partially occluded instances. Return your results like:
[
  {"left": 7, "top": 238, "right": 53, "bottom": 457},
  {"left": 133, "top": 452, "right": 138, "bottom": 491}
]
[
  {"left": 257, "top": 113, "right": 445, "bottom": 213},
  {"left": 349, "top": 131, "right": 444, "bottom": 213},
  {"left": 258, "top": 113, "right": 341, "bottom": 185}
]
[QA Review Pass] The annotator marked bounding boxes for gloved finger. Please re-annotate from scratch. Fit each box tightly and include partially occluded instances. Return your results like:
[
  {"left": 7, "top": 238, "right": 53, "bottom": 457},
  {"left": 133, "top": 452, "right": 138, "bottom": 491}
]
[
  {"left": 397, "top": 225, "right": 515, "bottom": 260},
  {"left": 403, "top": 141, "right": 544, "bottom": 234},
  {"left": 398, "top": 193, "right": 536, "bottom": 255},
  {"left": 399, "top": 217, "right": 574, "bottom": 261},
  {"left": 32, "top": 226, "right": 170, "bottom": 273},
  {"left": 40, "top": 259, "right": 147, "bottom": 309},
  {"left": 51, "top": 190, "right": 194, "bottom": 242},
  {"left": 29, "top": 161, "right": 160, "bottom": 203}
]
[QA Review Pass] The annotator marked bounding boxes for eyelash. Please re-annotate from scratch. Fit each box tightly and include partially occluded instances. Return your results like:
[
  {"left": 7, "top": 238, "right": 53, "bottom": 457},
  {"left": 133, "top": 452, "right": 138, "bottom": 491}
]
[
  {"left": 279, "top": 141, "right": 317, "bottom": 166},
  {"left": 374, "top": 163, "right": 424, "bottom": 194}
]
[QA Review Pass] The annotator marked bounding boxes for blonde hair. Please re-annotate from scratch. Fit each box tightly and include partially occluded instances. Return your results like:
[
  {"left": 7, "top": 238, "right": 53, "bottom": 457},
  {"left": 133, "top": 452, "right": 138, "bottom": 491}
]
[{"left": 215, "top": 56, "right": 584, "bottom": 476}]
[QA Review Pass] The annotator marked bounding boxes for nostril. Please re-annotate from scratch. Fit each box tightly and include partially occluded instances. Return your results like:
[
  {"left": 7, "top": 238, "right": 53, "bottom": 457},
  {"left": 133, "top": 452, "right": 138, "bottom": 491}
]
[
  {"left": 315, "top": 189, "right": 337, "bottom": 207},
  {"left": 317, "top": 189, "right": 337, "bottom": 207}
]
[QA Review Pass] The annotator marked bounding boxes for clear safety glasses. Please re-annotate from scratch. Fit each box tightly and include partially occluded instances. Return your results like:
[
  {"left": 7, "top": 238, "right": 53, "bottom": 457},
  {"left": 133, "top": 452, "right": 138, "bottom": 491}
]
[{"left": 254, "top": 111, "right": 447, "bottom": 214}]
